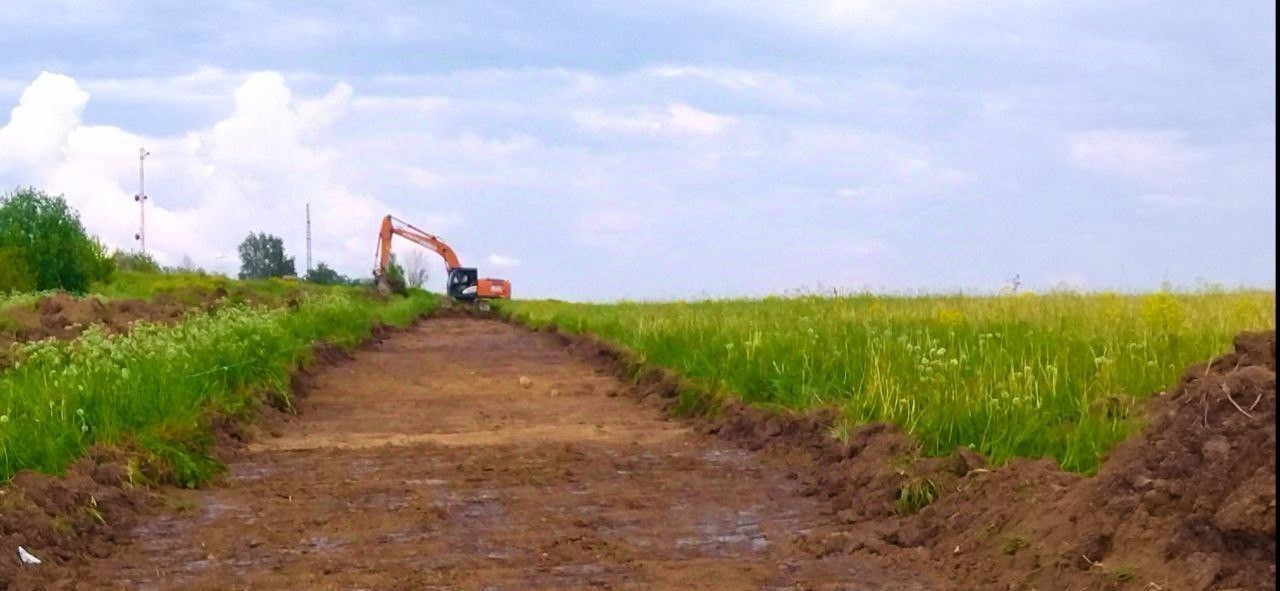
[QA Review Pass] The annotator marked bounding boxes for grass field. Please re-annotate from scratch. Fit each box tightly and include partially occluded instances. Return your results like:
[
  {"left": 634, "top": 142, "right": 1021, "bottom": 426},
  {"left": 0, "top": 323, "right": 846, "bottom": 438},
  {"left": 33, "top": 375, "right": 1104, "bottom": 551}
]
[
  {"left": 505, "top": 290, "right": 1275, "bottom": 472},
  {"left": 0, "top": 284, "right": 436, "bottom": 484}
]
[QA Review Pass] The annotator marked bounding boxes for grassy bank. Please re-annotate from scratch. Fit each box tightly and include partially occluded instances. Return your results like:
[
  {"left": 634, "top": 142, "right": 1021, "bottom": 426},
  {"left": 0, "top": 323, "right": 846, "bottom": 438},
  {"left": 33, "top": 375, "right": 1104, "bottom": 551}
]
[
  {"left": 505, "top": 290, "right": 1275, "bottom": 472},
  {"left": 0, "top": 289, "right": 436, "bottom": 485}
]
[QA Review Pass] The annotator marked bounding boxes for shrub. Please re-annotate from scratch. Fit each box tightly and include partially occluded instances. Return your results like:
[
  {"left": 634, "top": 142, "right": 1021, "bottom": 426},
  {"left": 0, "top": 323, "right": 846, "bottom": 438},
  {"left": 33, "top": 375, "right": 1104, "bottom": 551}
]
[
  {"left": 305, "top": 262, "right": 350, "bottom": 285},
  {"left": 113, "top": 250, "right": 162, "bottom": 274}
]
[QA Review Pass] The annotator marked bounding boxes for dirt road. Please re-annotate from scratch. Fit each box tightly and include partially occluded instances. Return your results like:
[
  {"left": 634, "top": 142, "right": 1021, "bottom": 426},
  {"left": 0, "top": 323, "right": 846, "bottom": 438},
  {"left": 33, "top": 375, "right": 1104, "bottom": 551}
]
[{"left": 45, "top": 317, "right": 937, "bottom": 590}]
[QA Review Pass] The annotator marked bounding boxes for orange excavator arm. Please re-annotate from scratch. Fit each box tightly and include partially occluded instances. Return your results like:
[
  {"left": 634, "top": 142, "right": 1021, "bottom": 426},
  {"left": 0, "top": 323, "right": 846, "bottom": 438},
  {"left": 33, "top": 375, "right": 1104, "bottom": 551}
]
[{"left": 376, "top": 214, "right": 462, "bottom": 274}]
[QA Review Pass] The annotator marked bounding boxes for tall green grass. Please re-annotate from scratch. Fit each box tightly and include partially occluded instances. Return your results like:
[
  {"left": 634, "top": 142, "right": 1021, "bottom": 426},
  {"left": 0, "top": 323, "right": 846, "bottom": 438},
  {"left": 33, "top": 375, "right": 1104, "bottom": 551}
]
[
  {"left": 506, "top": 290, "right": 1275, "bottom": 473},
  {"left": 0, "top": 290, "right": 436, "bottom": 485},
  {"left": 92, "top": 269, "right": 303, "bottom": 301}
]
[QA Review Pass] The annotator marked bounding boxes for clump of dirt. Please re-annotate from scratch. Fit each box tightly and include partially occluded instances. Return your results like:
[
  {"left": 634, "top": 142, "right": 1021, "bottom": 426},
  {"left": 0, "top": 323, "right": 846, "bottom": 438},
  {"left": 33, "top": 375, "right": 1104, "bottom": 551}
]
[
  {"left": 916, "top": 330, "right": 1276, "bottom": 590},
  {"left": 522, "top": 317, "right": 1276, "bottom": 591},
  {"left": 0, "top": 451, "right": 147, "bottom": 589}
]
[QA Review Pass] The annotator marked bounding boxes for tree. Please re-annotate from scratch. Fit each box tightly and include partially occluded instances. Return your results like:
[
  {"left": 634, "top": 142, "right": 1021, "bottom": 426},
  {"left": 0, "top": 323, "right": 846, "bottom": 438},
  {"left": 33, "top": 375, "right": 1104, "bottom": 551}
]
[
  {"left": 0, "top": 187, "right": 114, "bottom": 292},
  {"left": 0, "top": 246, "right": 35, "bottom": 292},
  {"left": 304, "top": 262, "right": 349, "bottom": 285},
  {"left": 404, "top": 250, "right": 430, "bottom": 289},
  {"left": 237, "top": 232, "right": 296, "bottom": 279}
]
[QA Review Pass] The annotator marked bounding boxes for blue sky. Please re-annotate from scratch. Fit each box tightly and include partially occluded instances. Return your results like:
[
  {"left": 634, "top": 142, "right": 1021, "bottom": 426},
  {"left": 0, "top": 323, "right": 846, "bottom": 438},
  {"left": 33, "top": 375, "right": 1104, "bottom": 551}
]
[{"left": 0, "top": 1, "right": 1274, "bottom": 299}]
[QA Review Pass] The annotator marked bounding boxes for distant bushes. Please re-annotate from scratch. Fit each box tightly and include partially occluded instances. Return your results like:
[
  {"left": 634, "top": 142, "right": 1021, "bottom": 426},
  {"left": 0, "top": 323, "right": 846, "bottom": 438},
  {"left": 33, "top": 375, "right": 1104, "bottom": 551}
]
[
  {"left": 112, "top": 250, "right": 162, "bottom": 274},
  {"left": 0, "top": 187, "right": 114, "bottom": 293}
]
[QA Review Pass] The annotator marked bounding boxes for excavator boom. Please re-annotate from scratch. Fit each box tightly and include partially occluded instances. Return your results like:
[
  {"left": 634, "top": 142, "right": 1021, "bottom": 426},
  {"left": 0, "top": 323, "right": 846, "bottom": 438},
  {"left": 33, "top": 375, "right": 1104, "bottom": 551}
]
[{"left": 377, "top": 215, "right": 462, "bottom": 271}]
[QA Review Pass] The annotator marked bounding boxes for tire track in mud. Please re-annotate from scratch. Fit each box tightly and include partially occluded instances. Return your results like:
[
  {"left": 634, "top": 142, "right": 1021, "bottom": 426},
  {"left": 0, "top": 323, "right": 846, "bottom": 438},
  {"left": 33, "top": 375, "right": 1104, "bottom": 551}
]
[{"left": 44, "top": 317, "right": 939, "bottom": 590}]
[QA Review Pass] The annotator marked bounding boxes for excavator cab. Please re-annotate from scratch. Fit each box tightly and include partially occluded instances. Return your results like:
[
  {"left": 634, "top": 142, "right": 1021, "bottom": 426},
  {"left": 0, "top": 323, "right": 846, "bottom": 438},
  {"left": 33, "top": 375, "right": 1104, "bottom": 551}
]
[
  {"left": 447, "top": 268, "right": 479, "bottom": 300},
  {"left": 447, "top": 268, "right": 512, "bottom": 303}
]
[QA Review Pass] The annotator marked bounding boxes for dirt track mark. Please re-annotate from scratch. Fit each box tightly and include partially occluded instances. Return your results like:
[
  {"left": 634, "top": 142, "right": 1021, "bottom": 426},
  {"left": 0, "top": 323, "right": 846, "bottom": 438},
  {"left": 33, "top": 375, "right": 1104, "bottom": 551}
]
[{"left": 38, "top": 317, "right": 937, "bottom": 590}]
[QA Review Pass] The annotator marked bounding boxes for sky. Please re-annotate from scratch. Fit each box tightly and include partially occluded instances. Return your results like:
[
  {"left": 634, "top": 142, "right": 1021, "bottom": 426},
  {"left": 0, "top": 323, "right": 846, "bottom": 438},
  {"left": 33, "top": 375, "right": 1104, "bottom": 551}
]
[{"left": 0, "top": 1, "right": 1274, "bottom": 300}]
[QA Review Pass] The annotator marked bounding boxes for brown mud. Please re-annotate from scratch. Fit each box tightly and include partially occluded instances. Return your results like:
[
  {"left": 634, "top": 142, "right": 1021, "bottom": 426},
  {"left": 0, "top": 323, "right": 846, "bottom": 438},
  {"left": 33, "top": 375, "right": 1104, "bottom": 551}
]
[{"left": 4, "top": 315, "right": 1273, "bottom": 590}]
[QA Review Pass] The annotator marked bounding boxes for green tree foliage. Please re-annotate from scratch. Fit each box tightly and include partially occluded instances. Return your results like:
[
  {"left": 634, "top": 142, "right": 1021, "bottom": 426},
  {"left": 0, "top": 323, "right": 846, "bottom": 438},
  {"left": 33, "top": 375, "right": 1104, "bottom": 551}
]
[
  {"left": 381, "top": 252, "right": 408, "bottom": 293},
  {"left": 113, "top": 250, "right": 162, "bottom": 274},
  {"left": 237, "top": 232, "right": 296, "bottom": 280},
  {"left": 386, "top": 253, "right": 406, "bottom": 285},
  {"left": 0, "top": 246, "right": 35, "bottom": 293},
  {"left": 304, "top": 262, "right": 349, "bottom": 285},
  {"left": 0, "top": 187, "right": 114, "bottom": 292}
]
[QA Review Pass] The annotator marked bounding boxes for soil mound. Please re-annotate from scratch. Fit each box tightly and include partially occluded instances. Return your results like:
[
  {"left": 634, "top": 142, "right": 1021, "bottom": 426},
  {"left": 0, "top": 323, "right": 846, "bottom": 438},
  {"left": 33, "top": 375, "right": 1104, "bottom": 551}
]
[
  {"left": 920, "top": 331, "right": 1276, "bottom": 590},
  {"left": 0, "top": 452, "right": 147, "bottom": 589},
  {"left": 0, "top": 289, "right": 228, "bottom": 368}
]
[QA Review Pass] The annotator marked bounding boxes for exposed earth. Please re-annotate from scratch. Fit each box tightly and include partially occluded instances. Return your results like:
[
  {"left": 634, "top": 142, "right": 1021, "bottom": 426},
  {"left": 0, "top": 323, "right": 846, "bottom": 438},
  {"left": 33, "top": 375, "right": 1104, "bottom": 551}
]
[{"left": 16, "top": 317, "right": 939, "bottom": 590}]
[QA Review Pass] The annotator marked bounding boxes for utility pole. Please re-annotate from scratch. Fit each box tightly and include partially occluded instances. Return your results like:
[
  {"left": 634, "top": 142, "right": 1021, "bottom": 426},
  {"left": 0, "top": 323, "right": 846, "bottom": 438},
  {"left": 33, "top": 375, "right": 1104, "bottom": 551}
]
[
  {"left": 305, "top": 202, "right": 312, "bottom": 274},
  {"left": 133, "top": 147, "right": 150, "bottom": 254}
]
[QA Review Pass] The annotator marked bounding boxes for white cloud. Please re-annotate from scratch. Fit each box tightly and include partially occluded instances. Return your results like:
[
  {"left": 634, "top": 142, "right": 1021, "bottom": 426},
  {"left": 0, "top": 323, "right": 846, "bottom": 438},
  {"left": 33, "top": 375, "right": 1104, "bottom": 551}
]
[
  {"left": 0, "top": 72, "right": 89, "bottom": 172},
  {"left": 696, "top": 0, "right": 970, "bottom": 36},
  {"left": 487, "top": 253, "right": 521, "bottom": 267},
  {"left": 574, "top": 102, "right": 734, "bottom": 136},
  {"left": 645, "top": 66, "right": 761, "bottom": 90},
  {"left": 666, "top": 103, "right": 734, "bottom": 135},
  {"left": 1067, "top": 130, "right": 1207, "bottom": 184},
  {"left": 0, "top": 71, "right": 403, "bottom": 278},
  {"left": 77, "top": 67, "right": 244, "bottom": 108},
  {"left": 1065, "top": 129, "right": 1269, "bottom": 211}
]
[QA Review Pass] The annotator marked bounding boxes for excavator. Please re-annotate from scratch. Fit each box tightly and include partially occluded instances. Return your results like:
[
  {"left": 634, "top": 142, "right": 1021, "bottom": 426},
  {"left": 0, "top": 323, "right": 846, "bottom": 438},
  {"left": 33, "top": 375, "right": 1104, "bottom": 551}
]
[{"left": 373, "top": 215, "right": 511, "bottom": 307}]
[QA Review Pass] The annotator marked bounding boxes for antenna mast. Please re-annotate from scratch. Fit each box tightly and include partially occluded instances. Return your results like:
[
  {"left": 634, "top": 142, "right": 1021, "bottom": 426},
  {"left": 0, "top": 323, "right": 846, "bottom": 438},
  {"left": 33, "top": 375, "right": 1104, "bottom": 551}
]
[
  {"left": 133, "top": 147, "right": 150, "bottom": 253},
  {"left": 305, "top": 202, "right": 312, "bottom": 274}
]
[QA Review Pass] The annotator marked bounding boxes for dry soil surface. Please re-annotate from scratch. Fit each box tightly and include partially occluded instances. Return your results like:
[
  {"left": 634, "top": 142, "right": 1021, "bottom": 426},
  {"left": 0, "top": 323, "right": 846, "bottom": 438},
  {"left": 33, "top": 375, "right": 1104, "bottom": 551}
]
[{"left": 43, "top": 317, "right": 939, "bottom": 590}]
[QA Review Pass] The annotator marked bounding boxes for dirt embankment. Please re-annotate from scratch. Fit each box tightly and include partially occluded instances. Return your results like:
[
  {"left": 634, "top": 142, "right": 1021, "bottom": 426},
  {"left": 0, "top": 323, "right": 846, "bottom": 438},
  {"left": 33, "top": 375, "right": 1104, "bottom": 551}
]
[
  {"left": 0, "top": 285, "right": 301, "bottom": 367},
  {"left": 915, "top": 331, "right": 1276, "bottom": 590},
  {"left": 0, "top": 322, "right": 378, "bottom": 589},
  {"left": 1, "top": 290, "right": 205, "bottom": 361},
  {"left": 542, "top": 323, "right": 1276, "bottom": 590}
]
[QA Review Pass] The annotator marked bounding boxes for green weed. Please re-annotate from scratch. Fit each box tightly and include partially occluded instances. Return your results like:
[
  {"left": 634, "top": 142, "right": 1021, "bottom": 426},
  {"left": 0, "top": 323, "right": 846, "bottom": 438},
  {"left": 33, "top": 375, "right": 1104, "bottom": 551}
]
[
  {"left": 1002, "top": 535, "right": 1031, "bottom": 555},
  {"left": 505, "top": 290, "right": 1274, "bottom": 472},
  {"left": 895, "top": 477, "right": 941, "bottom": 515}
]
